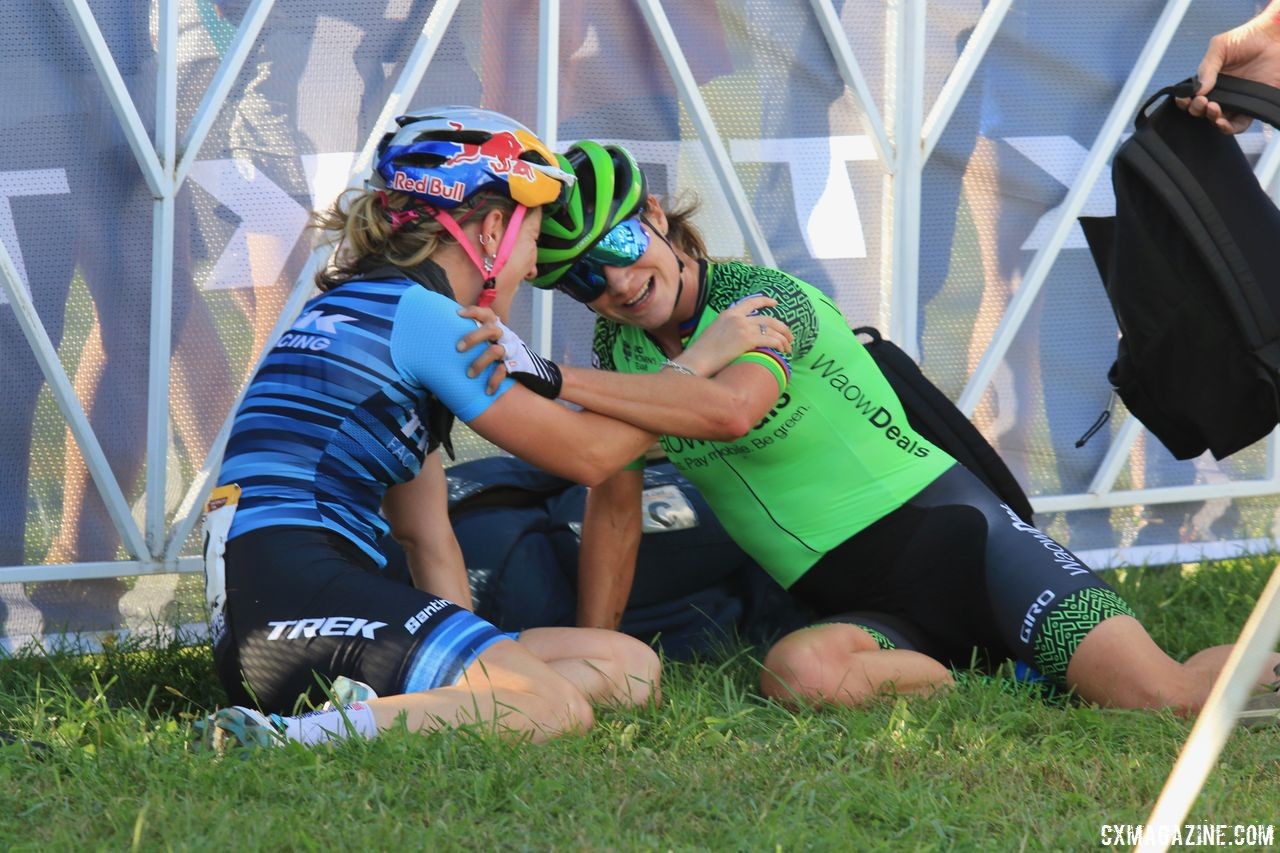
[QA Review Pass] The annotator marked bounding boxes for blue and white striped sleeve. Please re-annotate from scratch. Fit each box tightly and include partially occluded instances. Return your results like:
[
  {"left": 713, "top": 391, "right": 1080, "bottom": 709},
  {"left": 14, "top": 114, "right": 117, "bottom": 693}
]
[{"left": 389, "top": 287, "right": 516, "bottom": 422}]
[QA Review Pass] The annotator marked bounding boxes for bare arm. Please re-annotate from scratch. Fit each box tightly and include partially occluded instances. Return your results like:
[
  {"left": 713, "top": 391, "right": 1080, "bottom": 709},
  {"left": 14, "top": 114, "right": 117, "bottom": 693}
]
[
  {"left": 381, "top": 452, "right": 473, "bottom": 609},
  {"left": 457, "top": 294, "right": 790, "bottom": 426},
  {"left": 577, "top": 467, "right": 645, "bottom": 629},
  {"left": 467, "top": 383, "right": 657, "bottom": 486},
  {"left": 659, "top": 294, "right": 792, "bottom": 375},
  {"left": 559, "top": 294, "right": 791, "bottom": 439},
  {"left": 560, "top": 358, "right": 785, "bottom": 442}
]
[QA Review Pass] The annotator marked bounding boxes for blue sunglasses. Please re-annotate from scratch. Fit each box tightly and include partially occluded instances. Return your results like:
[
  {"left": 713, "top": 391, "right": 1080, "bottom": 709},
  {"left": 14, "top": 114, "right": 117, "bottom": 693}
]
[{"left": 557, "top": 216, "right": 651, "bottom": 303}]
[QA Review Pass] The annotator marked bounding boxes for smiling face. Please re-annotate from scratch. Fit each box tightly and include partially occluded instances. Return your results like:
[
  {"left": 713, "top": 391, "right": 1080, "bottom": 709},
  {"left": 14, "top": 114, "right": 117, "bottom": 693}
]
[{"left": 585, "top": 199, "right": 683, "bottom": 331}]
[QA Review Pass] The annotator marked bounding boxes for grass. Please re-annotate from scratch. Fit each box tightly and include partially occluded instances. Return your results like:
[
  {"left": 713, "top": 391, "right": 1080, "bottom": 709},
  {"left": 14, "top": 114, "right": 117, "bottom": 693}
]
[{"left": 0, "top": 557, "right": 1278, "bottom": 850}]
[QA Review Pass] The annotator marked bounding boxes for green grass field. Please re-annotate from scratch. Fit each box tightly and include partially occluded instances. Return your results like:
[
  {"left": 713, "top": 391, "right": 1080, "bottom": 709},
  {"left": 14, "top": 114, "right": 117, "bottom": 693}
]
[{"left": 0, "top": 556, "right": 1277, "bottom": 850}]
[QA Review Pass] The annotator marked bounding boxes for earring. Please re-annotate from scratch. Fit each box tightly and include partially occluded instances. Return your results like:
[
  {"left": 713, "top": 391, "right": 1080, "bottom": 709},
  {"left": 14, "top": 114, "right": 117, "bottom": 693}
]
[
  {"left": 483, "top": 255, "right": 495, "bottom": 276},
  {"left": 479, "top": 234, "right": 490, "bottom": 247}
]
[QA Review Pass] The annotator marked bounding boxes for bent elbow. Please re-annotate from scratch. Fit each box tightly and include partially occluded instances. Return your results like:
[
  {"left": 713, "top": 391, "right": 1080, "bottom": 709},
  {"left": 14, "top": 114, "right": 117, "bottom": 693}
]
[
  {"left": 387, "top": 527, "right": 422, "bottom": 557},
  {"left": 720, "top": 413, "right": 756, "bottom": 441},
  {"left": 576, "top": 465, "right": 611, "bottom": 489},
  {"left": 706, "top": 405, "right": 758, "bottom": 441},
  {"left": 565, "top": 452, "right": 617, "bottom": 488}
]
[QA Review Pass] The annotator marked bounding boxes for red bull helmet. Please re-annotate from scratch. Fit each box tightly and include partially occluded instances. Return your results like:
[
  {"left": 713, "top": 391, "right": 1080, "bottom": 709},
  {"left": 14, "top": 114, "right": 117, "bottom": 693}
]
[{"left": 372, "top": 106, "right": 571, "bottom": 210}]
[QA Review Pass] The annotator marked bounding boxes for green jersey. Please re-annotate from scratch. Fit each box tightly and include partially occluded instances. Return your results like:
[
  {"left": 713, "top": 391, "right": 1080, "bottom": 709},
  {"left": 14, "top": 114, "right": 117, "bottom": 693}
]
[{"left": 591, "top": 261, "right": 955, "bottom": 587}]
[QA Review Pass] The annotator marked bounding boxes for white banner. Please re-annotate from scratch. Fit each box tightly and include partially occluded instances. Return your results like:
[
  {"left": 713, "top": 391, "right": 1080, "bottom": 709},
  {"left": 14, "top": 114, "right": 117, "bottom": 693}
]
[{"left": 0, "top": 0, "right": 1271, "bottom": 642}]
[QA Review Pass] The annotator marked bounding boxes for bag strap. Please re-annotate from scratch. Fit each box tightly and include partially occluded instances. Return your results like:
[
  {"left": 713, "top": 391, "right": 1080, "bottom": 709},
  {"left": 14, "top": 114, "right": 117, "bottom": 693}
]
[
  {"left": 1124, "top": 81, "right": 1280, "bottom": 356},
  {"left": 1203, "top": 74, "right": 1280, "bottom": 129},
  {"left": 852, "top": 326, "right": 1035, "bottom": 524},
  {"left": 1138, "top": 75, "right": 1280, "bottom": 129}
]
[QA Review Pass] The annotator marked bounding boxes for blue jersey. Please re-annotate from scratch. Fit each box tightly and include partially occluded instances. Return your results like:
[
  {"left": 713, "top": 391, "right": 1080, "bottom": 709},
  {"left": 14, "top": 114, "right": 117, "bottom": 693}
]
[{"left": 219, "top": 272, "right": 513, "bottom": 565}]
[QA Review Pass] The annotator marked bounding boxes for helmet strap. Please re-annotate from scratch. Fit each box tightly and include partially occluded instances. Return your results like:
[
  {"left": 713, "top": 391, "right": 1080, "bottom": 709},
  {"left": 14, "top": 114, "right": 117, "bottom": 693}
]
[
  {"left": 425, "top": 204, "right": 529, "bottom": 307},
  {"left": 643, "top": 214, "right": 688, "bottom": 320},
  {"left": 377, "top": 191, "right": 423, "bottom": 232}
]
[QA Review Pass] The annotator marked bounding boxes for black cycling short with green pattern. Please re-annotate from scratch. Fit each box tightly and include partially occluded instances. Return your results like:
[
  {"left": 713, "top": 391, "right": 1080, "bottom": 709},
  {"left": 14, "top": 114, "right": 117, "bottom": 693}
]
[
  {"left": 817, "top": 611, "right": 932, "bottom": 652},
  {"left": 790, "top": 465, "right": 1137, "bottom": 689}
]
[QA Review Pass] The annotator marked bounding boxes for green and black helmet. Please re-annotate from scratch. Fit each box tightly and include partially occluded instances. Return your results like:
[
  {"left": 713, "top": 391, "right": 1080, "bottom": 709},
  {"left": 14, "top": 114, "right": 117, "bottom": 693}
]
[{"left": 532, "top": 140, "right": 648, "bottom": 302}]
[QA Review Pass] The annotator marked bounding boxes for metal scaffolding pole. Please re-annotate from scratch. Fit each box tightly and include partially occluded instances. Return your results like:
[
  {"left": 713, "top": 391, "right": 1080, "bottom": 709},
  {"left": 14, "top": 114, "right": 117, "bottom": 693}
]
[
  {"left": 635, "top": 0, "right": 774, "bottom": 267},
  {"left": 956, "top": 0, "right": 1193, "bottom": 416},
  {"left": 143, "top": 0, "right": 180, "bottom": 557},
  {"left": 888, "top": 0, "right": 925, "bottom": 356},
  {"left": 533, "top": 0, "right": 561, "bottom": 357}
]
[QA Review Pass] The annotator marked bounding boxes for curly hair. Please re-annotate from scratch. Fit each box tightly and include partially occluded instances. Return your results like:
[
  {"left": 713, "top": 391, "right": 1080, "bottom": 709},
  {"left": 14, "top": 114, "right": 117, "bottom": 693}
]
[
  {"left": 312, "top": 189, "right": 515, "bottom": 291},
  {"left": 660, "top": 194, "right": 708, "bottom": 260}
]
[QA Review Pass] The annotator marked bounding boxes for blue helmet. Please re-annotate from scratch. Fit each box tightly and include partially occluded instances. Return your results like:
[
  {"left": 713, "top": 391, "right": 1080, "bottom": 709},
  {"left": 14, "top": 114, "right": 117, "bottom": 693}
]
[{"left": 371, "top": 106, "right": 572, "bottom": 209}]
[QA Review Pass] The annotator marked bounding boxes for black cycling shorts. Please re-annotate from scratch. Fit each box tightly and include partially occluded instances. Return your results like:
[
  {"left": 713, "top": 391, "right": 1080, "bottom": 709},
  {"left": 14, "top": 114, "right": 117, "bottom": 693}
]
[
  {"left": 214, "top": 526, "right": 511, "bottom": 713},
  {"left": 816, "top": 611, "right": 934, "bottom": 652},
  {"left": 790, "top": 464, "right": 1134, "bottom": 684}
]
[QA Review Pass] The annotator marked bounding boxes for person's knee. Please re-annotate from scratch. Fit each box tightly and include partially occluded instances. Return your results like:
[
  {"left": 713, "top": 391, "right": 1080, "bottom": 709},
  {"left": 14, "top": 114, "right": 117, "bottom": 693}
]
[
  {"left": 760, "top": 637, "right": 828, "bottom": 703},
  {"left": 553, "top": 627, "right": 662, "bottom": 706},
  {"left": 1063, "top": 615, "right": 1204, "bottom": 711},
  {"left": 760, "top": 625, "right": 879, "bottom": 706},
  {"left": 761, "top": 624, "right": 953, "bottom": 707},
  {"left": 609, "top": 633, "right": 661, "bottom": 706},
  {"left": 547, "top": 680, "right": 596, "bottom": 734},
  {"left": 465, "top": 642, "right": 598, "bottom": 736},
  {"left": 510, "top": 674, "right": 595, "bottom": 737}
]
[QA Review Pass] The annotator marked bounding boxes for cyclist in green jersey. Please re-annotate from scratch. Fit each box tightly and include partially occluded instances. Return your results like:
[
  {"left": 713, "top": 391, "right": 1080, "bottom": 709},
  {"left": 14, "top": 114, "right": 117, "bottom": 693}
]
[{"left": 522, "top": 140, "right": 1280, "bottom": 717}]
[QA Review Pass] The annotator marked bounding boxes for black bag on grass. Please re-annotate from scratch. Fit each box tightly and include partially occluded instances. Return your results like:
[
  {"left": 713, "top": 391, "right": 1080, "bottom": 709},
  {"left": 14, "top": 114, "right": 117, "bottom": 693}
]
[
  {"left": 389, "top": 457, "right": 808, "bottom": 660},
  {"left": 1080, "top": 75, "right": 1280, "bottom": 460},
  {"left": 854, "top": 326, "right": 1034, "bottom": 524}
]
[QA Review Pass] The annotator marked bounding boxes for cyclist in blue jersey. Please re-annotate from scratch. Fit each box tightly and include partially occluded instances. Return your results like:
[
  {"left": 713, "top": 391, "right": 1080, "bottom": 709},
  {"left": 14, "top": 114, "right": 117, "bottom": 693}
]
[{"left": 197, "top": 107, "right": 786, "bottom": 751}]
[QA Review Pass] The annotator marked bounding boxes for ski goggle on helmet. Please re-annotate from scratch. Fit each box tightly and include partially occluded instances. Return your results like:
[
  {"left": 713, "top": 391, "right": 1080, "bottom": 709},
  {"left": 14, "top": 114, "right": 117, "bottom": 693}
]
[{"left": 532, "top": 141, "right": 650, "bottom": 303}]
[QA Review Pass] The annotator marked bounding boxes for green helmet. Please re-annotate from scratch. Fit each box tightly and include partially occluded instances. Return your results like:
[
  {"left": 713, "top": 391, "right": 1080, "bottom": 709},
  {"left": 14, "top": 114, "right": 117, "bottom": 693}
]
[{"left": 532, "top": 141, "right": 648, "bottom": 290}]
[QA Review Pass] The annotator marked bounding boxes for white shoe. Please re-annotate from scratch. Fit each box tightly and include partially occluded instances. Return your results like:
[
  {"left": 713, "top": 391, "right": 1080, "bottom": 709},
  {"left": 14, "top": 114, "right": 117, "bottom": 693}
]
[
  {"left": 1238, "top": 664, "right": 1280, "bottom": 730},
  {"left": 196, "top": 706, "right": 288, "bottom": 752}
]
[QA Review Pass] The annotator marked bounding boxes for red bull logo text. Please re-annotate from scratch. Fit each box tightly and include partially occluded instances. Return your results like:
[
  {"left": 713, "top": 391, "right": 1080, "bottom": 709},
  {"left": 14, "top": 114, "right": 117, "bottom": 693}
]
[{"left": 391, "top": 171, "right": 466, "bottom": 203}]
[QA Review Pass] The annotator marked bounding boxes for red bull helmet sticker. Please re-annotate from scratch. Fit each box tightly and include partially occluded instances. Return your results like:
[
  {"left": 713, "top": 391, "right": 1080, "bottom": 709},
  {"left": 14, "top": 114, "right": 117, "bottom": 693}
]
[{"left": 390, "top": 170, "right": 466, "bottom": 204}]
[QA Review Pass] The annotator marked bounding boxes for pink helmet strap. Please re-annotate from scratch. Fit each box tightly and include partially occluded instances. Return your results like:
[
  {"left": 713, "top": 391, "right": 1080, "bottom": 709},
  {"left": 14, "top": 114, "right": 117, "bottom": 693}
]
[{"left": 426, "top": 204, "right": 529, "bottom": 308}]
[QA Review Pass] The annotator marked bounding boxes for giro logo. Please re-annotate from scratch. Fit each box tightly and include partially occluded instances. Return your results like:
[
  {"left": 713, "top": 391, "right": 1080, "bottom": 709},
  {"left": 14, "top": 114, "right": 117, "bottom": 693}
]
[
  {"left": 265, "top": 617, "right": 386, "bottom": 641},
  {"left": 1019, "top": 589, "right": 1056, "bottom": 644}
]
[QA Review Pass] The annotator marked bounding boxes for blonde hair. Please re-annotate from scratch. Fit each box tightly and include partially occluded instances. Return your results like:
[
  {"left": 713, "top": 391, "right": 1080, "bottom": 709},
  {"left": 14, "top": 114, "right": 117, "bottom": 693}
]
[
  {"left": 661, "top": 194, "right": 708, "bottom": 260},
  {"left": 313, "top": 189, "right": 515, "bottom": 291}
]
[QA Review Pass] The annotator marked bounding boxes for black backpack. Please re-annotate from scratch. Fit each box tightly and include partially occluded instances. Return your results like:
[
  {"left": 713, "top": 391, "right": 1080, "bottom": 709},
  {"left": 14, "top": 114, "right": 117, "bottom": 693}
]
[
  {"left": 853, "top": 326, "right": 1035, "bottom": 524},
  {"left": 382, "top": 457, "right": 811, "bottom": 660},
  {"left": 1081, "top": 75, "right": 1280, "bottom": 460}
]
